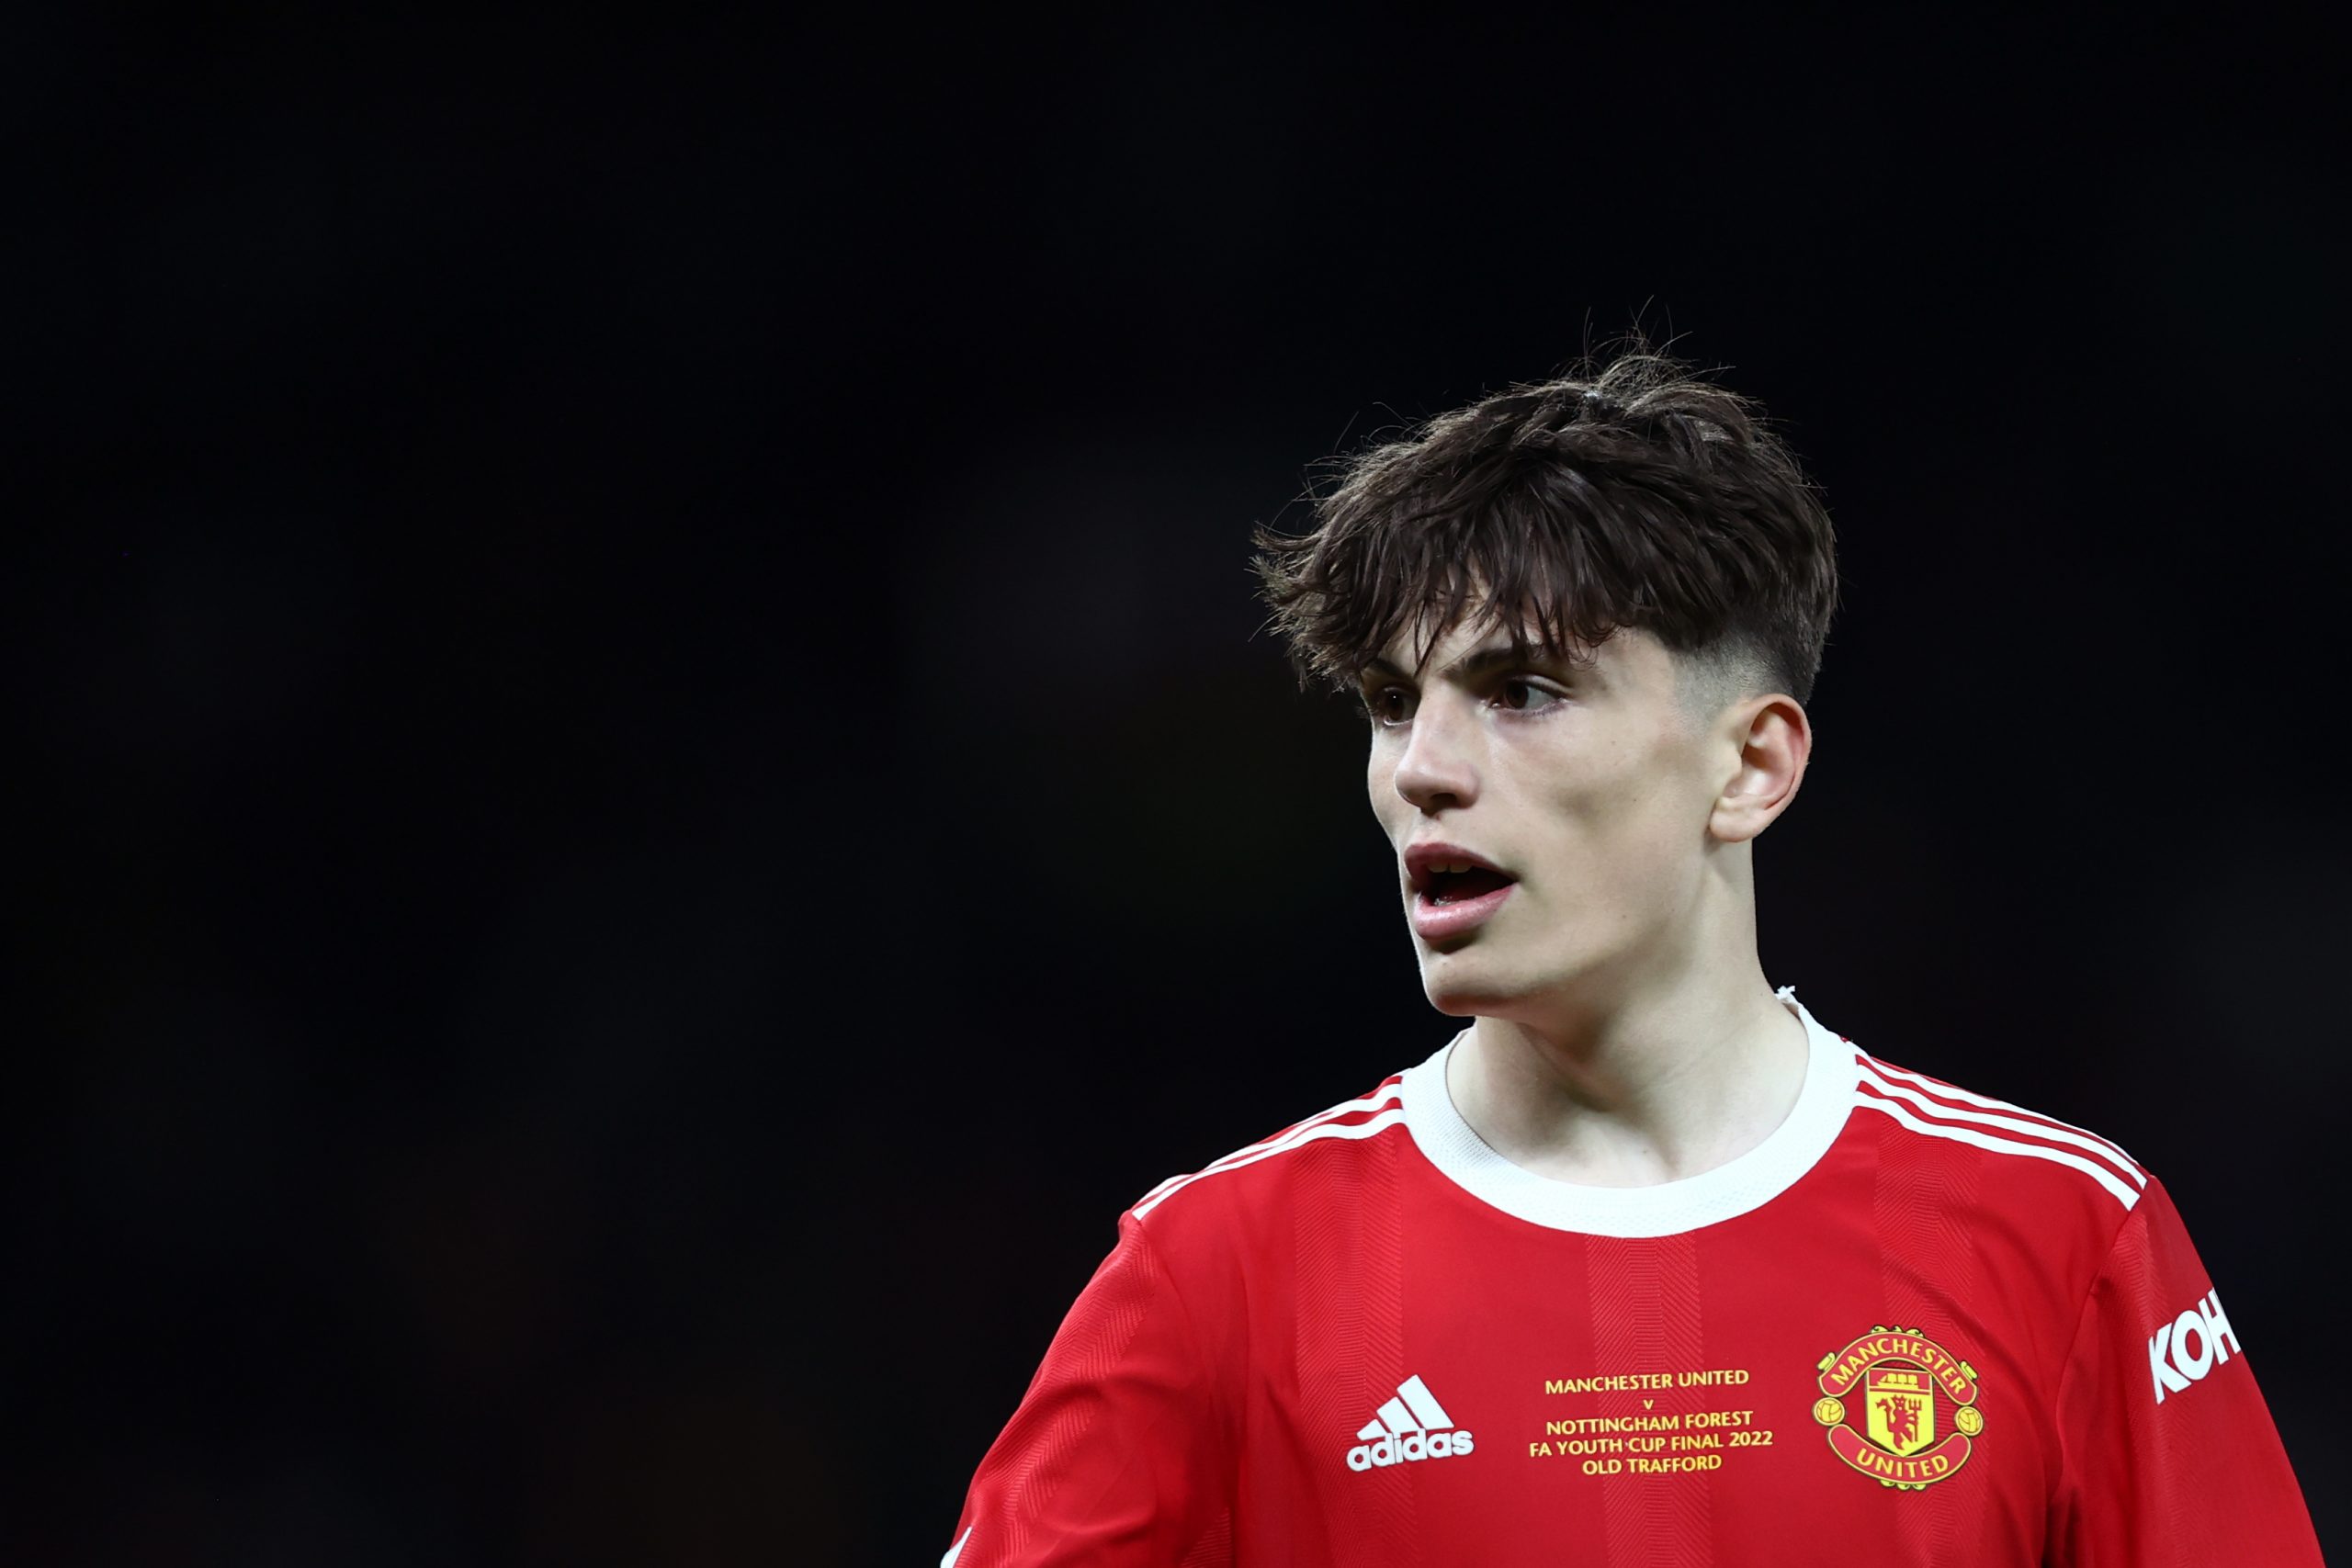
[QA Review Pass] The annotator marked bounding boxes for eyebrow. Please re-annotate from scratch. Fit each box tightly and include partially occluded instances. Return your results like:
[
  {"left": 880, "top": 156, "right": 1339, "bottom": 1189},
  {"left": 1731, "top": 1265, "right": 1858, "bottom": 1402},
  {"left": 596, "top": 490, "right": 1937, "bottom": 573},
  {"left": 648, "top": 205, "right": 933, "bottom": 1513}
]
[{"left": 1357, "top": 642, "right": 1590, "bottom": 686}]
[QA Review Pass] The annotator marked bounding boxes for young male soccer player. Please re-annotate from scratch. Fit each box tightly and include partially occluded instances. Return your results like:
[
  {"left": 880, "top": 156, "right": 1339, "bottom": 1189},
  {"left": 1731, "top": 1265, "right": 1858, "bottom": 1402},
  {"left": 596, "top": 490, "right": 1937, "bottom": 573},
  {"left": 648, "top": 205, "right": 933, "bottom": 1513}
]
[{"left": 938, "top": 353, "right": 2323, "bottom": 1565}]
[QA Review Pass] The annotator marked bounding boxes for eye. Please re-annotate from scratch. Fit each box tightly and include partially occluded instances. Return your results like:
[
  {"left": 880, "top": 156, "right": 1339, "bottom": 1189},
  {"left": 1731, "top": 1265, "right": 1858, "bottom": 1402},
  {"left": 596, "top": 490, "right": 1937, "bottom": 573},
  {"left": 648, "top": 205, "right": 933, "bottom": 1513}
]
[
  {"left": 1363, "top": 685, "right": 1414, "bottom": 727},
  {"left": 1494, "top": 676, "right": 1566, "bottom": 714}
]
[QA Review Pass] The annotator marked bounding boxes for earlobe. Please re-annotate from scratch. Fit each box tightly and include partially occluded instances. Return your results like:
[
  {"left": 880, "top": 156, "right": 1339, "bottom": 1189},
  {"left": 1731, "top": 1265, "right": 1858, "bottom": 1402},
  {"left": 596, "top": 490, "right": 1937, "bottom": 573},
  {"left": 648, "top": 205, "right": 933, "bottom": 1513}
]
[{"left": 1708, "top": 696, "right": 1810, "bottom": 843}]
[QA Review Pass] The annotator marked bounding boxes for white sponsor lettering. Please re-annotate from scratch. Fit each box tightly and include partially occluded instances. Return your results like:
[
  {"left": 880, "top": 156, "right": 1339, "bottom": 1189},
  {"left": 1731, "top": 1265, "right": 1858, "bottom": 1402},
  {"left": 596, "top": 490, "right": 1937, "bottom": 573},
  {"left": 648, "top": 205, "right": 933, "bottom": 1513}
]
[
  {"left": 2171, "top": 1311, "right": 2212, "bottom": 1377},
  {"left": 2148, "top": 1325, "right": 2190, "bottom": 1400},
  {"left": 1346, "top": 1427, "right": 1475, "bottom": 1470},
  {"left": 1346, "top": 1374, "right": 1476, "bottom": 1471},
  {"left": 2149, "top": 1288, "right": 2241, "bottom": 1404}
]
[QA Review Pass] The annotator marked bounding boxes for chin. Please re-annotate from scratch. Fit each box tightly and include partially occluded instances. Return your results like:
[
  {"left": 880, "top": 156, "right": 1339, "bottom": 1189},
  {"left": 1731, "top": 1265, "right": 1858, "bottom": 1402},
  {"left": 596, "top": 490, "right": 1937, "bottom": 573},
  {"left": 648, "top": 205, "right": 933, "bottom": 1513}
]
[{"left": 1419, "top": 953, "right": 1527, "bottom": 1017}]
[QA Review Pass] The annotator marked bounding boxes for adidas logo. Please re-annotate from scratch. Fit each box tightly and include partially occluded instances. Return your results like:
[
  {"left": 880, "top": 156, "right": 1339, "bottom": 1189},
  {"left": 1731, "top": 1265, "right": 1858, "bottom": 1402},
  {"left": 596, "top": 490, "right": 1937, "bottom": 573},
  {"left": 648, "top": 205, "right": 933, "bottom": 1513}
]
[{"left": 1345, "top": 1374, "right": 1476, "bottom": 1471}]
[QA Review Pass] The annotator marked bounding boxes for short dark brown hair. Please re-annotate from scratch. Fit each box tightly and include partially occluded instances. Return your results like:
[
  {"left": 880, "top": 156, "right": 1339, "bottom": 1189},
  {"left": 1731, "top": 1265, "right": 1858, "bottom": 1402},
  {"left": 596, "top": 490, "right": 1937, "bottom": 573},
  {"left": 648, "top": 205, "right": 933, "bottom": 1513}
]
[{"left": 1250, "top": 349, "right": 1839, "bottom": 710}]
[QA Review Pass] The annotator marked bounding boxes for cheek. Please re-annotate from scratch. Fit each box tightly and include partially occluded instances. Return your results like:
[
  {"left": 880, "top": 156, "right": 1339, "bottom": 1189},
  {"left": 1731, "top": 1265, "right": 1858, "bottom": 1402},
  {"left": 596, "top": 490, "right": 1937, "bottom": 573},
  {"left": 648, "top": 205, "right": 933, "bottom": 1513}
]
[
  {"left": 1366, "top": 762, "right": 1401, "bottom": 836},
  {"left": 1534, "top": 750, "right": 1690, "bottom": 867}
]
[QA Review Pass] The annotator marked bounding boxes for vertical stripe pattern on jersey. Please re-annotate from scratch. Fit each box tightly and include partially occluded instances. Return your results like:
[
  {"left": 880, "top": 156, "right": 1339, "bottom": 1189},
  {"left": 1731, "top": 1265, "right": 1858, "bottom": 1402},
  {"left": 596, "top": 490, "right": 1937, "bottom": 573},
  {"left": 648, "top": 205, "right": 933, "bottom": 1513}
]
[
  {"left": 1293, "top": 1120, "right": 1419, "bottom": 1564},
  {"left": 1871, "top": 1080, "right": 1993, "bottom": 1562},
  {"left": 1588, "top": 1233, "right": 1712, "bottom": 1567}
]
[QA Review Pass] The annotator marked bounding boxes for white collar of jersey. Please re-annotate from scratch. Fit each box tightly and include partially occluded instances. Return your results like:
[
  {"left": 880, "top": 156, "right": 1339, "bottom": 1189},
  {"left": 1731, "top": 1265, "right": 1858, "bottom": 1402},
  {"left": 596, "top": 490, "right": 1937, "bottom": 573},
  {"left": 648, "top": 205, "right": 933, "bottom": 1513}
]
[{"left": 1398, "top": 986, "right": 1860, "bottom": 1238}]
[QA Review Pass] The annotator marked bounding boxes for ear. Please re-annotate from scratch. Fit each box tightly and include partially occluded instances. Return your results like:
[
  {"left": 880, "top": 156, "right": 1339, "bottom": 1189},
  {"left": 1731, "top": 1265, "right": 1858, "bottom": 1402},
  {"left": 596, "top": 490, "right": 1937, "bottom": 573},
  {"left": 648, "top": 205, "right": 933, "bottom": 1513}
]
[{"left": 1708, "top": 694, "right": 1811, "bottom": 843}]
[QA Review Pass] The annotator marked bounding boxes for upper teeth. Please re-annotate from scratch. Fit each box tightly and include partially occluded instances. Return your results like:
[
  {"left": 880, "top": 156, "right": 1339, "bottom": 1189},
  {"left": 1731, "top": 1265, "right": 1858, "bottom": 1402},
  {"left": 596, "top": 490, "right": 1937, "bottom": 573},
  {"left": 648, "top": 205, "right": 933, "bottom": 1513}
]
[{"left": 1430, "top": 860, "right": 1478, "bottom": 874}]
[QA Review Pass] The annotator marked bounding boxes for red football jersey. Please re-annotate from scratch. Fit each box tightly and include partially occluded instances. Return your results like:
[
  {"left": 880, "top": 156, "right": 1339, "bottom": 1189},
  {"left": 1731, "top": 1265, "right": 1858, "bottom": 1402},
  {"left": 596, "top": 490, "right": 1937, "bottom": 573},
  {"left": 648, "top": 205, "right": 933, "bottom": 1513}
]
[{"left": 942, "top": 990, "right": 2321, "bottom": 1566}]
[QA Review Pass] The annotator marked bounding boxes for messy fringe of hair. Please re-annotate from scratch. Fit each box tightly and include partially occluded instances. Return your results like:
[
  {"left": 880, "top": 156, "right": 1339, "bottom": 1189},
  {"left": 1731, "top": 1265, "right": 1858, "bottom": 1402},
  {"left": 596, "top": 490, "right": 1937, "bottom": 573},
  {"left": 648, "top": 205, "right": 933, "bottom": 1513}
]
[{"left": 1250, "top": 344, "right": 1839, "bottom": 708}]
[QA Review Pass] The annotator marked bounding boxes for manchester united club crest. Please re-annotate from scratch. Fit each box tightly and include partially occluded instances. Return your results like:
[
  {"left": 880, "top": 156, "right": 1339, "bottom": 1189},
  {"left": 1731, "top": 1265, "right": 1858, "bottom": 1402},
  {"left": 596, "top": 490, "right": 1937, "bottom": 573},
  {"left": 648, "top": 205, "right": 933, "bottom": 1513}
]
[{"left": 1810, "top": 1325, "right": 1984, "bottom": 1490}]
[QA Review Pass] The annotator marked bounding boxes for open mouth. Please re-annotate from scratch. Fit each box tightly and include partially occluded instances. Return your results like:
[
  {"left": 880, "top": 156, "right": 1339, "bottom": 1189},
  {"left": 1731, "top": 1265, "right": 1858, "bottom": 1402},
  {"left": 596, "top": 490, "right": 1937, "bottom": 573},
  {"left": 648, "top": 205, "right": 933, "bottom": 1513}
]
[{"left": 1425, "top": 866, "right": 1516, "bottom": 906}]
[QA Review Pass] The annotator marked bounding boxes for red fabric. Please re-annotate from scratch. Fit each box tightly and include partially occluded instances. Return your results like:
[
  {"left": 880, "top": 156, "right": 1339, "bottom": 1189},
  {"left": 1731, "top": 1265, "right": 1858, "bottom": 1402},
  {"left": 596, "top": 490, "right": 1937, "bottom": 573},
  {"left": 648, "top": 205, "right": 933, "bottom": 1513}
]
[
  {"left": 2043, "top": 1180, "right": 2312, "bottom": 1566},
  {"left": 944, "top": 1055, "right": 2320, "bottom": 1566}
]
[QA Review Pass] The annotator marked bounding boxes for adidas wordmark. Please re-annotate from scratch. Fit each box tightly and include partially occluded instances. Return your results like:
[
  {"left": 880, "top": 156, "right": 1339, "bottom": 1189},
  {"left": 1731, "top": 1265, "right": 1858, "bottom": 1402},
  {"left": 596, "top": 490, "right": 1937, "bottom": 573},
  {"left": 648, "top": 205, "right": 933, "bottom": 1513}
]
[{"left": 1346, "top": 1374, "right": 1476, "bottom": 1471}]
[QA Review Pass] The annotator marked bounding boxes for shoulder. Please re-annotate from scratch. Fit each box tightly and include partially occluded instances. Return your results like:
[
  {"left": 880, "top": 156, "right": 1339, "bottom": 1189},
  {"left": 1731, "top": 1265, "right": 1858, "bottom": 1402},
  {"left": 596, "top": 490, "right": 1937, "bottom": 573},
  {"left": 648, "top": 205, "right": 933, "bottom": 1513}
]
[
  {"left": 1124, "top": 1068, "right": 1415, "bottom": 1243},
  {"left": 1846, "top": 1045, "right": 2151, "bottom": 1224}
]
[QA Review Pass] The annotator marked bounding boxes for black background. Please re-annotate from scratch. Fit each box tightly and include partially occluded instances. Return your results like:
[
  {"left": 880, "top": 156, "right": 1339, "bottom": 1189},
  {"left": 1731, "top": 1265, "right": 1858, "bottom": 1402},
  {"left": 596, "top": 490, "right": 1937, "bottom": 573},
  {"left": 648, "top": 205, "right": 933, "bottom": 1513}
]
[{"left": 13, "top": 9, "right": 2346, "bottom": 1564}]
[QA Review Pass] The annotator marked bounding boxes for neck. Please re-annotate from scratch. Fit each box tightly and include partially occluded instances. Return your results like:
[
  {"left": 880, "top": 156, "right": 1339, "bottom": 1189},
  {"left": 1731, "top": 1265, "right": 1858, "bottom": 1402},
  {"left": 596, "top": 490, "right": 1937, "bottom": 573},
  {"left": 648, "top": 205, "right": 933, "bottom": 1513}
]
[{"left": 1445, "top": 957, "right": 1810, "bottom": 1189}]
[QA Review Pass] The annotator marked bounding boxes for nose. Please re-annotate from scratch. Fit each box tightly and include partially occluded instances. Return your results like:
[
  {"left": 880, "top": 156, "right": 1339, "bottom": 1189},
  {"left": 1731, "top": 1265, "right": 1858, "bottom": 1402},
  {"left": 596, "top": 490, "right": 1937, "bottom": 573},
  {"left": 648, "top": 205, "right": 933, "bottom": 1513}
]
[{"left": 1391, "top": 692, "right": 1481, "bottom": 813}]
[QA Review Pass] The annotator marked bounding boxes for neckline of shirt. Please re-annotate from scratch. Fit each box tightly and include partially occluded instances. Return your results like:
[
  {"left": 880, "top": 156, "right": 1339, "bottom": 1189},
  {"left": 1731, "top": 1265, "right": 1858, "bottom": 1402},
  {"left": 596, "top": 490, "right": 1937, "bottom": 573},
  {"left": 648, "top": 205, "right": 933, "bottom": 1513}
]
[{"left": 1397, "top": 985, "right": 1860, "bottom": 1238}]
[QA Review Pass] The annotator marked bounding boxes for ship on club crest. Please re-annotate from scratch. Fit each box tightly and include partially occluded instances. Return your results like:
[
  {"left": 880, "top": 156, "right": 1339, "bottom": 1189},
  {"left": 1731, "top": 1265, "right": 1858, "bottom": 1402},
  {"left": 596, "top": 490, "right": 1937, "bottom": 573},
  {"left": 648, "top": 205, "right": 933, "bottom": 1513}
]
[{"left": 1810, "top": 1325, "right": 1985, "bottom": 1490}]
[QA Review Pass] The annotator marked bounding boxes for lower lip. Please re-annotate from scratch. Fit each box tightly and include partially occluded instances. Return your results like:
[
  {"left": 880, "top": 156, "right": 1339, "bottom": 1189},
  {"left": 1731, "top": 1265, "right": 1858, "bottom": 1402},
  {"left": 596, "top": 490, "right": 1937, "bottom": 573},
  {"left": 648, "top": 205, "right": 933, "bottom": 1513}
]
[{"left": 1411, "top": 882, "right": 1517, "bottom": 942}]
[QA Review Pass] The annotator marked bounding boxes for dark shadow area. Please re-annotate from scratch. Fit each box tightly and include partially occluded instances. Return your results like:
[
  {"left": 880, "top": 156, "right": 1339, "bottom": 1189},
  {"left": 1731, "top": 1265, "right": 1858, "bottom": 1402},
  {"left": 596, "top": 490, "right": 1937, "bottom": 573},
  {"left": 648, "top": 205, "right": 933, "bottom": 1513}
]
[{"left": 11, "top": 10, "right": 2345, "bottom": 1564}]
